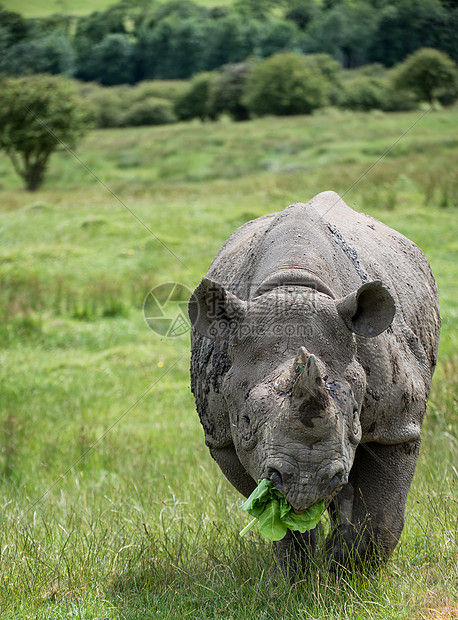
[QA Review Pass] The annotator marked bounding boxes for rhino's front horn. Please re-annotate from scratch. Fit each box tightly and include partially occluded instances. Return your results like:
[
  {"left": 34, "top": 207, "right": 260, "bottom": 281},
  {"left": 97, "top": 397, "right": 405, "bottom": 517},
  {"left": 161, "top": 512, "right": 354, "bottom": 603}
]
[
  {"left": 274, "top": 346, "right": 313, "bottom": 393},
  {"left": 292, "top": 350, "right": 322, "bottom": 399},
  {"left": 294, "top": 345, "right": 309, "bottom": 374}
]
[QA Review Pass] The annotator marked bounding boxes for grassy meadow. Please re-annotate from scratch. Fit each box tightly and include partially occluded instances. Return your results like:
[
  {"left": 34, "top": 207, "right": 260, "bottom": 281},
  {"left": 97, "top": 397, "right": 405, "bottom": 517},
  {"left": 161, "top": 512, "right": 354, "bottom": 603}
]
[
  {"left": 2, "top": 0, "right": 233, "bottom": 17},
  {"left": 0, "top": 107, "right": 457, "bottom": 619}
]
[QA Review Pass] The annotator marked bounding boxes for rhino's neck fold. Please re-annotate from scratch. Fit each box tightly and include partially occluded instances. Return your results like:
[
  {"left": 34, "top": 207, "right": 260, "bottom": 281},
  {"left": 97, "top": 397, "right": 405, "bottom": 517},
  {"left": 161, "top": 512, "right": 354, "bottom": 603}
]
[{"left": 253, "top": 268, "right": 335, "bottom": 298}]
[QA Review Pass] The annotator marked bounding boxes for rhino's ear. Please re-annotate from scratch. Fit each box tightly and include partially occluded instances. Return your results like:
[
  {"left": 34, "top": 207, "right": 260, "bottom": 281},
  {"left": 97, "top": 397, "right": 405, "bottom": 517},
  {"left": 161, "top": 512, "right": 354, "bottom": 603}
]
[
  {"left": 336, "top": 281, "right": 395, "bottom": 338},
  {"left": 188, "top": 278, "right": 247, "bottom": 340}
]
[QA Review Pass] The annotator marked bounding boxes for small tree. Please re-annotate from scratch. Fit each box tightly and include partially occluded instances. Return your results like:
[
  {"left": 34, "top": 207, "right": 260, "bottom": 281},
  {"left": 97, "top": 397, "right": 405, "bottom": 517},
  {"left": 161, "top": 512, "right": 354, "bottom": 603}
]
[
  {"left": 393, "top": 48, "right": 458, "bottom": 105},
  {"left": 0, "top": 75, "right": 91, "bottom": 191}
]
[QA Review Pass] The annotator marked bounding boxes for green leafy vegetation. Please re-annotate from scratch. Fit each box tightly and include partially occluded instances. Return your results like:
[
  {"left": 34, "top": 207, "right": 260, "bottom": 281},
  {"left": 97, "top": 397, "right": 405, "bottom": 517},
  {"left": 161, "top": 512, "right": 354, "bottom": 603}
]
[
  {"left": 0, "top": 107, "right": 456, "bottom": 617},
  {"left": 240, "top": 479, "right": 325, "bottom": 540}
]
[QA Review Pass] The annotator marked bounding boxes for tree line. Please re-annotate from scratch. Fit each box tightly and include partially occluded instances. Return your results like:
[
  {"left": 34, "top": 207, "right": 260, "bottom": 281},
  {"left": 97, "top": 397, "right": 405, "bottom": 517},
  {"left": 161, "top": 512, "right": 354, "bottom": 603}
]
[{"left": 0, "top": 0, "right": 457, "bottom": 84}]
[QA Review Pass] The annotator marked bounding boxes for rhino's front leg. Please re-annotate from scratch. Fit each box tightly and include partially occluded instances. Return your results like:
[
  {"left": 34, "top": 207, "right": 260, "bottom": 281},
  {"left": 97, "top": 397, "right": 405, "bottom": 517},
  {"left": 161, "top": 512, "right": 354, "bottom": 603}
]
[
  {"left": 209, "top": 445, "right": 257, "bottom": 498},
  {"left": 273, "top": 528, "right": 317, "bottom": 583},
  {"left": 326, "top": 439, "right": 421, "bottom": 566}
]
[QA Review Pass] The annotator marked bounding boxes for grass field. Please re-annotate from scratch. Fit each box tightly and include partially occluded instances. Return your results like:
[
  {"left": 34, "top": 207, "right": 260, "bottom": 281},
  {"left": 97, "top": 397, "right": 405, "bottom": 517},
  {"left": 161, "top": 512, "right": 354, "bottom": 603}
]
[
  {"left": 3, "top": 0, "right": 232, "bottom": 18},
  {"left": 0, "top": 107, "right": 457, "bottom": 619}
]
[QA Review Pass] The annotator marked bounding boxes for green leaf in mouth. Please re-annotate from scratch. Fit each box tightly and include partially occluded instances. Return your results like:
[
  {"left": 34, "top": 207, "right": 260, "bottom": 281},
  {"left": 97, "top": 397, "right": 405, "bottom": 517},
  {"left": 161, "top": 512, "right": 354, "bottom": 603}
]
[{"left": 240, "top": 479, "right": 325, "bottom": 541}]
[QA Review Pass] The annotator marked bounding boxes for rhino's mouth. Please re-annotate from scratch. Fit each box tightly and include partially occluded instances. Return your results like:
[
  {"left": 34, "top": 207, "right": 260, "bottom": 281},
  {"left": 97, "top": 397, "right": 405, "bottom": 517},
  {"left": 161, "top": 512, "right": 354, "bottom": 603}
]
[{"left": 289, "top": 470, "right": 346, "bottom": 513}]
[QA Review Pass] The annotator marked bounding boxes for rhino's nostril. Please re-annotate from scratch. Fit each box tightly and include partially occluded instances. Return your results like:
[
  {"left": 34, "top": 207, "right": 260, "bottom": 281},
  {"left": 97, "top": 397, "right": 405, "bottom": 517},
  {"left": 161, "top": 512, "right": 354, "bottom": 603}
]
[
  {"left": 268, "top": 469, "right": 284, "bottom": 491},
  {"left": 326, "top": 471, "right": 344, "bottom": 495}
]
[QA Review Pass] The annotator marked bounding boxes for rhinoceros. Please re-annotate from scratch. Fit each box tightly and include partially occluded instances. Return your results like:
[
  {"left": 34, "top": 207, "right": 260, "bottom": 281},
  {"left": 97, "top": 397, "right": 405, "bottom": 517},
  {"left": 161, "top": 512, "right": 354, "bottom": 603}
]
[{"left": 188, "top": 191, "right": 440, "bottom": 575}]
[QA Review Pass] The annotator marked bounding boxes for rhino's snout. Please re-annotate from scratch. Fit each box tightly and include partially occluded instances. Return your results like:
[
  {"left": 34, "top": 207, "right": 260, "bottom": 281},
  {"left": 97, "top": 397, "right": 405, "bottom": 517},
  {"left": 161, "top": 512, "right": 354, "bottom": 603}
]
[{"left": 266, "top": 461, "right": 346, "bottom": 511}]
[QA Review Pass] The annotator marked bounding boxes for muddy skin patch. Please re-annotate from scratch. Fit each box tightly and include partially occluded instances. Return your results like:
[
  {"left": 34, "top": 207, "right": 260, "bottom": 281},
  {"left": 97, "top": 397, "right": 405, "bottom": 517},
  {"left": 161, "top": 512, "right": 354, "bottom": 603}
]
[{"left": 327, "top": 223, "right": 369, "bottom": 283}]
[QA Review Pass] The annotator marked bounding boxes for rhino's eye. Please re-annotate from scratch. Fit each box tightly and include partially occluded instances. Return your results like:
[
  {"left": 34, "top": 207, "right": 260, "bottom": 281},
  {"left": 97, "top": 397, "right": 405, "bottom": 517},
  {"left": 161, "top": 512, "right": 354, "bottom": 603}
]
[
  {"left": 238, "top": 409, "right": 257, "bottom": 450},
  {"left": 350, "top": 404, "right": 361, "bottom": 443}
]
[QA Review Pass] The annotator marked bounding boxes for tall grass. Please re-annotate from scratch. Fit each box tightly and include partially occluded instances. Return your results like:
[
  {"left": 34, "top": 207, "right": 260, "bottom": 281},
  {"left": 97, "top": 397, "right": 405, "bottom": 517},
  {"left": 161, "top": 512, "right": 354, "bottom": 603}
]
[{"left": 0, "top": 107, "right": 456, "bottom": 618}]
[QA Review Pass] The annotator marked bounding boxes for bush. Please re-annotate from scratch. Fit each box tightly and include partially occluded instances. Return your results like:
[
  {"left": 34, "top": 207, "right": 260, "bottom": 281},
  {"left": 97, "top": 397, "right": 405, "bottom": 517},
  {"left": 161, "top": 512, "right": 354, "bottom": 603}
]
[
  {"left": 119, "top": 97, "right": 177, "bottom": 126},
  {"left": 174, "top": 72, "right": 216, "bottom": 121},
  {"left": 243, "top": 52, "right": 331, "bottom": 117},
  {"left": 339, "top": 71, "right": 418, "bottom": 112},
  {"left": 339, "top": 74, "right": 386, "bottom": 111},
  {"left": 82, "top": 86, "right": 128, "bottom": 128},
  {"left": 208, "top": 62, "right": 252, "bottom": 121},
  {"left": 81, "top": 83, "right": 180, "bottom": 128},
  {"left": 379, "top": 85, "right": 418, "bottom": 112},
  {"left": 303, "top": 53, "right": 342, "bottom": 106},
  {"left": 393, "top": 47, "right": 458, "bottom": 105},
  {"left": 130, "top": 80, "right": 189, "bottom": 103}
]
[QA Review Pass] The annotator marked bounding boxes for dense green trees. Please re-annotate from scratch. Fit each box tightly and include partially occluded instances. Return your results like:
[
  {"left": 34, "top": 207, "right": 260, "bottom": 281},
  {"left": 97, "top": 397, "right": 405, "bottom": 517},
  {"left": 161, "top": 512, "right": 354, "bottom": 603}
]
[
  {"left": 136, "top": 17, "right": 211, "bottom": 80},
  {"left": 303, "top": 2, "right": 379, "bottom": 68},
  {"left": 368, "top": 0, "right": 449, "bottom": 67},
  {"left": 0, "top": 35, "right": 74, "bottom": 77},
  {"left": 0, "top": 6, "right": 29, "bottom": 56},
  {"left": 91, "top": 34, "right": 135, "bottom": 85},
  {"left": 1, "top": 0, "right": 457, "bottom": 84}
]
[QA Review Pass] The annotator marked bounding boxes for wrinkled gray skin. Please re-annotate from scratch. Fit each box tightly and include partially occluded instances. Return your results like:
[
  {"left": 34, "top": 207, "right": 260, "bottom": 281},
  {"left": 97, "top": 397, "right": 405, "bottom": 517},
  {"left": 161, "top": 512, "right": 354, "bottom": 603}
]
[{"left": 189, "top": 191, "right": 440, "bottom": 577}]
